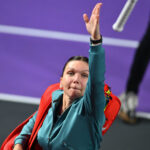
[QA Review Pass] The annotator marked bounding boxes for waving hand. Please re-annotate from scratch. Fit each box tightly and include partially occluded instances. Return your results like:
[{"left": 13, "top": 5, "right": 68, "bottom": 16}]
[{"left": 83, "top": 3, "right": 102, "bottom": 40}]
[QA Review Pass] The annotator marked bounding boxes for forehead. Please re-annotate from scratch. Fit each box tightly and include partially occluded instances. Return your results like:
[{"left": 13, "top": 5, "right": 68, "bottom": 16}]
[{"left": 65, "top": 60, "right": 89, "bottom": 71}]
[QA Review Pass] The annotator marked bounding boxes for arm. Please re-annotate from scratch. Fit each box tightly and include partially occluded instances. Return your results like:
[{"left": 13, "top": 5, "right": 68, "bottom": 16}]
[
  {"left": 13, "top": 112, "right": 37, "bottom": 150},
  {"left": 83, "top": 3, "right": 105, "bottom": 123},
  {"left": 87, "top": 44, "right": 105, "bottom": 122}
]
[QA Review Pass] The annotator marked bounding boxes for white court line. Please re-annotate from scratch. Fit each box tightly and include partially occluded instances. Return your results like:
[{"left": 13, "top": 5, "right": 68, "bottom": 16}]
[
  {"left": 136, "top": 112, "right": 150, "bottom": 120},
  {"left": 0, "top": 93, "right": 150, "bottom": 119},
  {"left": 0, "top": 93, "right": 40, "bottom": 105},
  {"left": 0, "top": 25, "right": 139, "bottom": 48}
]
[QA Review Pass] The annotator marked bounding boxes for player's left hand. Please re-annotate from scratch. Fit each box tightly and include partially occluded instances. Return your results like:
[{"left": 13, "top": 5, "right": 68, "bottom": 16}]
[{"left": 83, "top": 3, "right": 102, "bottom": 40}]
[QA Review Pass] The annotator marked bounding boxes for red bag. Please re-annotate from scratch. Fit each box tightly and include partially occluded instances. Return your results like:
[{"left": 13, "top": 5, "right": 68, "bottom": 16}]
[
  {"left": 0, "top": 114, "right": 34, "bottom": 150},
  {"left": 1, "top": 83, "right": 120, "bottom": 150}
]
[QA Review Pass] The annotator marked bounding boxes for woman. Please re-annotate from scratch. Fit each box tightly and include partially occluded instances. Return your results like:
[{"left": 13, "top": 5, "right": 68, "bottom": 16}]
[{"left": 14, "top": 3, "right": 106, "bottom": 150}]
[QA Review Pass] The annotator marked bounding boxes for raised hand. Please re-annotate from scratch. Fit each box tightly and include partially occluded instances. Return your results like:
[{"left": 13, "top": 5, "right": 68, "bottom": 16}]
[{"left": 83, "top": 3, "right": 102, "bottom": 40}]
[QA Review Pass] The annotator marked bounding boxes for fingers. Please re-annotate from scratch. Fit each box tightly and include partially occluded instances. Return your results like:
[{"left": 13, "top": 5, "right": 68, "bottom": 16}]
[
  {"left": 96, "top": 3, "right": 102, "bottom": 15},
  {"left": 83, "top": 13, "right": 89, "bottom": 23},
  {"left": 93, "top": 3, "right": 102, "bottom": 25},
  {"left": 84, "top": 3, "right": 102, "bottom": 23},
  {"left": 93, "top": 3, "right": 102, "bottom": 15},
  {"left": 83, "top": 3, "right": 102, "bottom": 39}
]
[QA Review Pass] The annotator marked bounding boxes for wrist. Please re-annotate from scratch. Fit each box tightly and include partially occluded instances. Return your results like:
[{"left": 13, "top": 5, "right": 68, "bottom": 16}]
[
  {"left": 91, "top": 34, "right": 101, "bottom": 41},
  {"left": 90, "top": 35, "right": 102, "bottom": 45}
]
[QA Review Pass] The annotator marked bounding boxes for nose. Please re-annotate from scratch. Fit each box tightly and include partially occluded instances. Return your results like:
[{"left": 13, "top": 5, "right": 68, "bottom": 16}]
[{"left": 73, "top": 74, "right": 80, "bottom": 84}]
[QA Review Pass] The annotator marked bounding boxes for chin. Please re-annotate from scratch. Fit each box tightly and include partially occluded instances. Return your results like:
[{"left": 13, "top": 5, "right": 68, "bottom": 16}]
[{"left": 70, "top": 93, "right": 82, "bottom": 100}]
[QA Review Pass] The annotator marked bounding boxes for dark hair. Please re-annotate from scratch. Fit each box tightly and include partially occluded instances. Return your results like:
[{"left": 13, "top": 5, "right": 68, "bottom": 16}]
[{"left": 61, "top": 56, "right": 89, "bottom": 77}]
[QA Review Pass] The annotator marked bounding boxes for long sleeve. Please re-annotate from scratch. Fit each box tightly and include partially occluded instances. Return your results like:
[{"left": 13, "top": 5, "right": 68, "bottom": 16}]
[
  {"left": 14, "top": 112, "right": 37, "bottom": 148},
  {"left": 83, "top": 44, "right": 105, "bottom": 123}
]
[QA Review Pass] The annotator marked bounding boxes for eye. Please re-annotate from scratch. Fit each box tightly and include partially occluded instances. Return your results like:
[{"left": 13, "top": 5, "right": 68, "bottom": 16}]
[
  {"left": 81, "top": 73, "right": 88, "bottom": 78},
  {"left": 67, "top": 71, "right": 74, "bottom": 76}
]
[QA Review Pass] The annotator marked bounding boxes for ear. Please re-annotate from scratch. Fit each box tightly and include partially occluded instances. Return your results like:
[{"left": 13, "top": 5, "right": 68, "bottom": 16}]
[{"left": 60, "top": 77, "right": 63, "bottom": 89}]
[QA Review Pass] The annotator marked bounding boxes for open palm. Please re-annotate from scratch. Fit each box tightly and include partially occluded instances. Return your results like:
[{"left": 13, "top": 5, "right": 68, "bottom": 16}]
[{"left": 83, "top": 3, "right": 102, "bottom": 40}]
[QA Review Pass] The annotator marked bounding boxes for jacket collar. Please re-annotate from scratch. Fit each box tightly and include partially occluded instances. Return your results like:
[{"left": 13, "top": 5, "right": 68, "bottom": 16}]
[{"left": 52, "top": 89, "right": 64, "bottom": 103}]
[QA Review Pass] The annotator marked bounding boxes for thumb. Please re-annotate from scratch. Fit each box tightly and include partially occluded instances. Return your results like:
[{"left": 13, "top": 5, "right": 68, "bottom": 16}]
[{"left": 83, "top": 13, "right": 89, "bottom": 23}]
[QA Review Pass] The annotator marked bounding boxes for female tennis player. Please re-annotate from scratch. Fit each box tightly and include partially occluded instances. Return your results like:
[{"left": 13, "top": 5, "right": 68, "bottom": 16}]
[{"left": 13, "top": 3, "right": 106, "bottom": 150}]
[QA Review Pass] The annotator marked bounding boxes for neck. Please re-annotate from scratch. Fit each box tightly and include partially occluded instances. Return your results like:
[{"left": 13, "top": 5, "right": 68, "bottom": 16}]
[{"left": 61, "top": 94, "right": 74, "bottom": 114}]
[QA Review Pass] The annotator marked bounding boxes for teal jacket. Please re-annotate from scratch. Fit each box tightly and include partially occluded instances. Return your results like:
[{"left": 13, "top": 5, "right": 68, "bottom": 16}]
[{"left": 15, "top": 44, "right": 106, "bottom": 150}]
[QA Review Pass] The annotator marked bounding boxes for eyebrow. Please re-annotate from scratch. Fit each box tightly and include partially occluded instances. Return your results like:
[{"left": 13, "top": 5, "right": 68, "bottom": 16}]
[{"left": 66, "top": 67, "right": 89, "bottom": 72}]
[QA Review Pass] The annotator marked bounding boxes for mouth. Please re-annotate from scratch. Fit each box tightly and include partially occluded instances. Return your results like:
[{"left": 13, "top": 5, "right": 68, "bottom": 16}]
[{"left": 70, "top": 87, "right": 81, "bottom": 91}]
